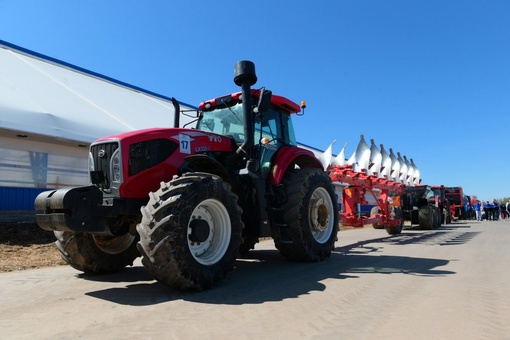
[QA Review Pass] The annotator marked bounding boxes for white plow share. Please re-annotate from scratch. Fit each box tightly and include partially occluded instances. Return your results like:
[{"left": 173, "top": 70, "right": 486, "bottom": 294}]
[{"left": 321, "top": 135, "right": 421, "bottom": 235}]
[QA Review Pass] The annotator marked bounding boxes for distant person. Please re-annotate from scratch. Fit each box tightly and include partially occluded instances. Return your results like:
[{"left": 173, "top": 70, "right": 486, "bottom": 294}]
[
  {"left": 491, "top": 200, "right": 499, "bottom": 221},
  {"left": 500, "top": 203, "right": 507, "bottom": 220},
  {"left": 465, "top": 202, "right": 474, "bottom": 220},
  {"left": 474, "top": 200, "right": 482, "bottom": 221},
  {"left": 484, "top": 201, "right": 492, "bottom": 221}
]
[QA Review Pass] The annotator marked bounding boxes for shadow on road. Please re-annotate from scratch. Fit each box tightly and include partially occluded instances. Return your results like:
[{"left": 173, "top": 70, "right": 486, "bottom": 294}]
[
  {"left": 353, "top": 228, "right": 481, "bottom": 247},
  {"left": 84, "top": 228, "right": 464, "bottom": 306}
]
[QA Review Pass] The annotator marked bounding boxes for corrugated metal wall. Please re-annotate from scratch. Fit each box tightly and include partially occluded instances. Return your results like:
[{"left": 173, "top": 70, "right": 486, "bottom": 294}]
[{"left": 0, "top": 187, "right": 48, "bottom": 210}]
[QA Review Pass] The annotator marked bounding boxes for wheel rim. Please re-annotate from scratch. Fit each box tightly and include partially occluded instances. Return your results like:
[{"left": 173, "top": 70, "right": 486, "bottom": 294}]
[
  {"left": 309, "top": 187, "right": 335, "bottom": 243},
  {"left": 92, "top": 233, "right": 135, "bottom": 255},
  {"left": 188, "top": 198, "right": 231, "bottom": 265}
]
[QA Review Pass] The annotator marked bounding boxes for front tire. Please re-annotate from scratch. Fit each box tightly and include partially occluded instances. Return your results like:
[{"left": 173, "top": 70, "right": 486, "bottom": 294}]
[
  {"left": 54, "top": 231, "right": 139, "bottom": 274},
  {"left": 137, "top": 173, "right": 243, "bottom": 290},
  {"left": 272, "top": 168, "right": 339, "bottom": 262}
]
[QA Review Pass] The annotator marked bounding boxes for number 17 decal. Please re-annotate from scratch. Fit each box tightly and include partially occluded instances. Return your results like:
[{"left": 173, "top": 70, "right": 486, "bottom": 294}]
[{"left": 179, "top": 134, "right": 192, "bottom": 154}]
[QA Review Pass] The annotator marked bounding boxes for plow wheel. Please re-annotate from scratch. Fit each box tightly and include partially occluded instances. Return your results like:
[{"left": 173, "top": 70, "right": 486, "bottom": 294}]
[
  {"left": 54, "top": 231, "right": 139, "bottom": 274},
  {"left": 272, "top": 168, "right": 338, "bottom": 262},
  {"left": 370, "top": 206, "right": 384, "bottom": 229},
  {"left": 384, "top": 206, "right": 403, "bottom": 235},
  {"left": 137, "top": 173, "right": 243, "bottom": 291}
]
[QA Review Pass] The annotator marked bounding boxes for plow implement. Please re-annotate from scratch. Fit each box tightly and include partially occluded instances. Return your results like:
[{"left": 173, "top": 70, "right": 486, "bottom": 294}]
[{"left": 322, "top": 135, "right": 421, "bottom": 234}]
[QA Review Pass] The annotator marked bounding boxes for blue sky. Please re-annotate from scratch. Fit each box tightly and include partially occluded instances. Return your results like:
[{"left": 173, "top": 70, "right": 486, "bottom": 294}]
[{"left": 1, "top": 1, "right": 509, "bottom": 202}]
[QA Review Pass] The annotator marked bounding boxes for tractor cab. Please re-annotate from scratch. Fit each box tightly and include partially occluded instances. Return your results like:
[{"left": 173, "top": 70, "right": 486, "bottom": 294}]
[{"left": 197, "top": 90, "right": 301, "bottom": 176}]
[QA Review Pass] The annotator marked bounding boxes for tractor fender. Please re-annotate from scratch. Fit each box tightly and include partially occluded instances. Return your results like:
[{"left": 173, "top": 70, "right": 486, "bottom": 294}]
[{"left": 268, "top": 146, "right": 323, "bottom": 185}]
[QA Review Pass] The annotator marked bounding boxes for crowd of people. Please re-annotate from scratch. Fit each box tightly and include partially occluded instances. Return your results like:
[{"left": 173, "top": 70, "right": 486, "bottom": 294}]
[{"left": 471, "top": 200, "right": 510, "bottom": 221}]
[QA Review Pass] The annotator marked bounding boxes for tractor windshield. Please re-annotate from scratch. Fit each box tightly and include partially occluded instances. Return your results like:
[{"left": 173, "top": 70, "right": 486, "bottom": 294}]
[
  {"left": 197, "top": 102, "right": 297, "bottom": 147},
  {"left": 197, "top": 103, "right": 246, "bottom": 143}
]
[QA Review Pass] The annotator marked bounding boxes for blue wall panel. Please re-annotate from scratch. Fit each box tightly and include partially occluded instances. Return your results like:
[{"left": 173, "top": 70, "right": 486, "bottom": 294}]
[{"left": 0, "top": 187, "right": 48, "bottom": 210}]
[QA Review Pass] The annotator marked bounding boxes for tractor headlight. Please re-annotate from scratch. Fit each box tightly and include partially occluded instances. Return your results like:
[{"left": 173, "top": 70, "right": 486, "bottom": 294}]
[
  {"left": 88, "top": 151, "right": 95, "bottom": 172},
  {"left": 88, "top": 152, "right": 95, "bottom": 184},
  {"left": 111, "top": 148, "right": 122, "bottom": 183}
]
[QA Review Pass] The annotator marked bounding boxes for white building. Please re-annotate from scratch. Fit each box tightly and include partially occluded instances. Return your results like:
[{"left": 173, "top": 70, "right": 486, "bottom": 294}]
[
  {"left": 0, "top": 40, "right": 344, "bottom": 213},
  {"left": 0, "top": 40, "right": 195, "bottom": 210}
]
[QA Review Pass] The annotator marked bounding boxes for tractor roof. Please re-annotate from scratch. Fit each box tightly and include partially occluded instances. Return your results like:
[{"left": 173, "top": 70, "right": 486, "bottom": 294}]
[{"left": 199, "top": 90, "right": 301, "bottom": 114}]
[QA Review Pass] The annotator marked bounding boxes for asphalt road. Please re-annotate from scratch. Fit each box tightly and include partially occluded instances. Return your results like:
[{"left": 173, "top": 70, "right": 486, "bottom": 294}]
[{"left": 1, "top": 220, "right": 509, "bottom": 339}]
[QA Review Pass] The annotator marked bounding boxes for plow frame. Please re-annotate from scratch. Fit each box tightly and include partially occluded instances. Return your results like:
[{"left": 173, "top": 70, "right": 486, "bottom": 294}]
[{"left": 328, "top": 165, "right": 406, "bottom": 228}]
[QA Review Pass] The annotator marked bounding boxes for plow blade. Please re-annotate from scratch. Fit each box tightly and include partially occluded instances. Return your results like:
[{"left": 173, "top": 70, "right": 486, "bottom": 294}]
[
  {"left": 347, "top": 135, "right": 371, "bottom": 172},
  {"left": 379, "top": 144, "right": 392, "bottom": 180},
  {"left": 324, "top": 134, "right": 420, "bottom": 232}
]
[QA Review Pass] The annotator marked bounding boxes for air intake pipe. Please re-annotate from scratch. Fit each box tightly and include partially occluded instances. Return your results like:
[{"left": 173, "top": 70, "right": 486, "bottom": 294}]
[{"left": 233, "top": 60, "right": 257, "bottom": 156}]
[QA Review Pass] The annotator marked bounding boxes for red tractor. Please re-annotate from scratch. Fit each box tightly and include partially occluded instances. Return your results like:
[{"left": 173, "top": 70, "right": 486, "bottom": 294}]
[
  {"left": 35, "top": 61, "right": 339, "bottom": 290},
  {"left": 445, "top": 186, "right": 464, "bottom": 219},
  {"left": 430, "top": 185, "right": 452, "bottom": 224}
]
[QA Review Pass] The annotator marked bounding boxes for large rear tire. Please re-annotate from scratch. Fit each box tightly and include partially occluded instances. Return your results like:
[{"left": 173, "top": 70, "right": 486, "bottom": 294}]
[
  {"left": 54, "top": 231, "right": 139, "bottom": 274},
  {"left": 432, "top": 206, "right": 442, "bottom": 228},
  {"left": 272, "top": 168, "right": 338, "bottom": 262},
  {"left": 418, "top": 206, "right": 434, "bottom": 230},
  {"left": 137, "top": 173, "right": 243, "bottom": 290}
]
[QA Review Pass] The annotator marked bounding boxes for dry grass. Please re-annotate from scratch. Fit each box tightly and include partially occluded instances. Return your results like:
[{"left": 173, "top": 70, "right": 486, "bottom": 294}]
[{"left": 0, "top": 222, "right": 65, "bottom": 272}]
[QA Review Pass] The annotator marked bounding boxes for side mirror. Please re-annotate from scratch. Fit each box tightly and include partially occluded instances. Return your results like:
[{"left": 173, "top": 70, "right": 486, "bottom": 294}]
[{"left": 255, "top": 90, "right": 272, "bottom": 115}]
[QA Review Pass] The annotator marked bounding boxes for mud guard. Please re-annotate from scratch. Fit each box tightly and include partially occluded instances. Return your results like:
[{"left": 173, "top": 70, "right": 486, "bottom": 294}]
[{"left": 268, "top": 146, "right": 323, "bottom": 185}]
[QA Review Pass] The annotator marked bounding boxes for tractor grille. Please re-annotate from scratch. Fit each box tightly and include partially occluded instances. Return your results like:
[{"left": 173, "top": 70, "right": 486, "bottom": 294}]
[{"left": 90, "top": 142, "right": 119, "bottom": 190}]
